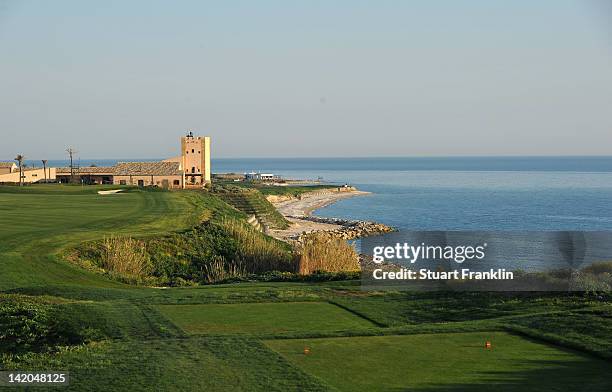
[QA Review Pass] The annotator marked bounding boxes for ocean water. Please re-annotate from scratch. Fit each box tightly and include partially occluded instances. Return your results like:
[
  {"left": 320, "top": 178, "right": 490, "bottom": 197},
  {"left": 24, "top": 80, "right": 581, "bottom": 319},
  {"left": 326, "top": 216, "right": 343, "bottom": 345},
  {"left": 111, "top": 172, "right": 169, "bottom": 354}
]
[
  {"left": 212, "top": 157, "right": 612, "bottom": 231},
  {"left": 212, "top": 156, "right": 612, "bottom": 272},
  {"left": 31, "top": 156, "right": 612, "bottom": 231}
]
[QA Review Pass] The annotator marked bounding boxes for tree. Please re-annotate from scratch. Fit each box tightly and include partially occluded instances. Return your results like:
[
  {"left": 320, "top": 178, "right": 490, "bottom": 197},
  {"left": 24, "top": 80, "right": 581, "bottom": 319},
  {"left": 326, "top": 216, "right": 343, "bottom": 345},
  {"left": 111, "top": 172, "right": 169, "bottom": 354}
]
[
  {"left": 66, "top": 147, "right": 77, "bottom": 183},
  {"left": 14, "top": 154, "right": 24, "bottom": 186},
  {"left": 42, "top": 159, "right": 48, "bottom": 183}
]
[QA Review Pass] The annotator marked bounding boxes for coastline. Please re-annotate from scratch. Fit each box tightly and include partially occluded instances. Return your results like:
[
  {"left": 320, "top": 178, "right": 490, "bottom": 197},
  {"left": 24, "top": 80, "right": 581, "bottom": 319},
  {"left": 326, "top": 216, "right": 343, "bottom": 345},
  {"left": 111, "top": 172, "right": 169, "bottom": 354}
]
[
  {"left": 268, "top": 189, "right": 393, "bottom": 242},
  {"left": 272, "top": 189, "right": 370, "bottom": 217}
]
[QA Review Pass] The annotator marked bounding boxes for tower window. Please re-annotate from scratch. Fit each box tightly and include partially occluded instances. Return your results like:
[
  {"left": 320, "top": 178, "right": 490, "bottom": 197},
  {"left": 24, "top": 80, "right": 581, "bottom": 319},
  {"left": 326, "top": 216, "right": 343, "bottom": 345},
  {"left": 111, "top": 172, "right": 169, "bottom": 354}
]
[
  {"left": 192, "top": 149, "right": 194, "bottom": 153},
  {"left": 192, "top": 167, "right": 195, "bottom": 173}
]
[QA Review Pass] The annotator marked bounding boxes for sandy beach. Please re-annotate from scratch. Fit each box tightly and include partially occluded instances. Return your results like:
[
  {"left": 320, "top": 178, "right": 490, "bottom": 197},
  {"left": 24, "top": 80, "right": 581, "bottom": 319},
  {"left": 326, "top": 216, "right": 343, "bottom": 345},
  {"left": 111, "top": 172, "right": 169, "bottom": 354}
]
[
  {"left": 268, "top": 190, "right": 370, "bottom": 242},
  {"left": 272, "top": 189, "right": 370, "bottom": 217}
]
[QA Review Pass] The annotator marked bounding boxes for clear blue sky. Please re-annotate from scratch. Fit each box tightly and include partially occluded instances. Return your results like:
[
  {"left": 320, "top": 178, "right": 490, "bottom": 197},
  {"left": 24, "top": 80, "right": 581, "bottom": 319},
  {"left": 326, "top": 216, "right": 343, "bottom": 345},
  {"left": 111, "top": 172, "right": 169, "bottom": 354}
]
[{"left": 1, "top": 0, "right": 611, "bottom": 159}]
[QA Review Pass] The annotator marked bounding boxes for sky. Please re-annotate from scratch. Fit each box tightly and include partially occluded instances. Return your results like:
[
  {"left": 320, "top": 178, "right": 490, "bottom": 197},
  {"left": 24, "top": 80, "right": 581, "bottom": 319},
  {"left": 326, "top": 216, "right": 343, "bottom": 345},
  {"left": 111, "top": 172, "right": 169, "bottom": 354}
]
[{"left": 1, "top": 0, "right": 611, "bottom": 159}]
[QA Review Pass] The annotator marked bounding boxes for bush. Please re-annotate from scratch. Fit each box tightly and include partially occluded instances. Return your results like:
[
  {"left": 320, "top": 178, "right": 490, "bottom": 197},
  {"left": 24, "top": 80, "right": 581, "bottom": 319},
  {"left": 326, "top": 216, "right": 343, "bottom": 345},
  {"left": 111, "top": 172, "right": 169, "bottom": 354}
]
[
  {"left": 0, "top": 299, "right": 54, "bottom": 353},
  {"left": 0, "top": 296, "right": 99, "bottom": 354}
]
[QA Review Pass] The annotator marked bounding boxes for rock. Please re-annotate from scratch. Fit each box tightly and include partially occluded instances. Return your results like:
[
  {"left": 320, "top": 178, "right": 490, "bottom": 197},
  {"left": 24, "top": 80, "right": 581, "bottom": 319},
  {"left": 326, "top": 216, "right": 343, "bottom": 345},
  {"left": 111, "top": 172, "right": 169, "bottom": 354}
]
[{"left": 291, "top": 216, "right": 395, "bottom": 244}]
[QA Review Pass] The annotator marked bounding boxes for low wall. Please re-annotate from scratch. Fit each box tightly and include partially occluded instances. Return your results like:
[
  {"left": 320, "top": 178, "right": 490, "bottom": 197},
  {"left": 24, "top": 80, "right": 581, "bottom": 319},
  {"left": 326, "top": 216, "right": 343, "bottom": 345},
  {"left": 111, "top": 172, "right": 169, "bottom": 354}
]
[{"left": 0, "top": 167, "right": 56, "bottom": 183}]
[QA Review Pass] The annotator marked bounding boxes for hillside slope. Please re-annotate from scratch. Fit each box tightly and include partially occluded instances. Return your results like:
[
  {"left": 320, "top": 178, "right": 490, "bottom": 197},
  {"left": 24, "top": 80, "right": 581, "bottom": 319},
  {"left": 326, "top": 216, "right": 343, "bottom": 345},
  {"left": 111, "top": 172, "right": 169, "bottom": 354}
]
[
  {"left": 215, "top": 187, "right": 290, "bottom": 230},
  {"left": 0, "top": 186, "right": 208, "bottom": 291}
]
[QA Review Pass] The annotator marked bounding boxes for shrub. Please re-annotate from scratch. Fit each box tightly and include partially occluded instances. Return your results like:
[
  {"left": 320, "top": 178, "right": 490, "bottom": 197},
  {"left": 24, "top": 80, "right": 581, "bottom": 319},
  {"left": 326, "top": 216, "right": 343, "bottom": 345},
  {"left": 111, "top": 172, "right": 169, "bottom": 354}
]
[
  {"left": 0, "top": 299, "right": 53, "bottom": 353},
  {"left": 297, "top": 233, "right": 359, "bottom": 275},
  {"left": 0, "top": 296, "right": 98, "bottom": 354},
  {"left": 571, "top": 271, "right": 612, "bottom": 293}
]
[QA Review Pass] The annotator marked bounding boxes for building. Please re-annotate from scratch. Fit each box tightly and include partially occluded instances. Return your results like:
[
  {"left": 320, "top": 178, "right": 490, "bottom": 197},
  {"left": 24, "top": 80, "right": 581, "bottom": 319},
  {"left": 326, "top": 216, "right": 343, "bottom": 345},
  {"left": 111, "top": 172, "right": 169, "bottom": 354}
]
[
  {"left": 55, "top": 166, "right": 115, "bottom": 185},
  {"left": 244, "top": 172, "right": 277, "bottom": 181},
  {"left": 0, "top": 162, "right": 17, "bottom": 175},
  {"left": 0, "top": 162, "right": 56, "bottom": 184},
  {"left": 5, "top": 133, "right": 211, "bottom": 189},
  {"left": 113, "top": 161, "right": 183, "bottom": 188},
  {"left": 162, "top": 132, "right": 211, "bottom": 187}
]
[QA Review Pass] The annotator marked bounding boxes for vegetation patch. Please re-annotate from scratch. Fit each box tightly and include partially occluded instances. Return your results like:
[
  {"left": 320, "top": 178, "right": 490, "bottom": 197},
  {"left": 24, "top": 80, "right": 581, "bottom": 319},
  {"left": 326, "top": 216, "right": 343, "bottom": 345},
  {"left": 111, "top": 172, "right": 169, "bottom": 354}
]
[
  {"left": 67, "top": 190, "right": 297, "bottom": 286},
  {"left": 0, "top": 295, "right": 97, "bottom": 354},
  {"left": 297, "top": 232, "right": 360, "bottom": 274},
  {"left": 98, "top": 236, "right": 152, "bottom": 279},
  {"left": 0, "top": 294, "right": 182, "bottom": 355},
  {"left": 155, "top": 302, "right": 375, "bottom": 335}
]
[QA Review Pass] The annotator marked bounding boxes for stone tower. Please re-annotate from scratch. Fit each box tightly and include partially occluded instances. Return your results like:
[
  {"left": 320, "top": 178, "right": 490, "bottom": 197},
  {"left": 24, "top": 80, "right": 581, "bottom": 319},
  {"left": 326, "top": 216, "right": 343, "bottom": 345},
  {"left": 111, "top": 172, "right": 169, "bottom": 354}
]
[{"left": 181, "top": 132, "right": 211, "bottom": 187}]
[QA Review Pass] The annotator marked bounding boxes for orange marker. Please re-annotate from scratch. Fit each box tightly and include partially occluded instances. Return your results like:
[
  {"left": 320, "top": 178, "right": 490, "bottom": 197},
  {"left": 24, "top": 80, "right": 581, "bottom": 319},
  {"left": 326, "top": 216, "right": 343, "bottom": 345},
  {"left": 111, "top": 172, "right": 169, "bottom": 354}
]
[
  {"left": 304, "top": 347, "right": 311, "bottom": 355},
  {"left": 485, "top": 341, "right": 492, "bottom": 349}
]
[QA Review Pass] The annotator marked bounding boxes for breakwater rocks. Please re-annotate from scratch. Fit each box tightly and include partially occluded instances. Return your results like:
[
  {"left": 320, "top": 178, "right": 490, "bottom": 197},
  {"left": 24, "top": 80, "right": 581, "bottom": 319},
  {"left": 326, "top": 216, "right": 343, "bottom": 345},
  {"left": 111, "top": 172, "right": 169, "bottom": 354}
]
[{"left": 288, "top": 215, "right": 395, "bottom": 241}]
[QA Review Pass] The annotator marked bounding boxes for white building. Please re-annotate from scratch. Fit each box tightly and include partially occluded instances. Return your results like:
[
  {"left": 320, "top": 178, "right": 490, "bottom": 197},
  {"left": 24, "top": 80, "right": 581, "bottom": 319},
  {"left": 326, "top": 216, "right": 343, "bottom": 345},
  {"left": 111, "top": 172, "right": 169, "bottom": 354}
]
[{"left": 245, "top": 172, "right": 276, "bottom": 181}]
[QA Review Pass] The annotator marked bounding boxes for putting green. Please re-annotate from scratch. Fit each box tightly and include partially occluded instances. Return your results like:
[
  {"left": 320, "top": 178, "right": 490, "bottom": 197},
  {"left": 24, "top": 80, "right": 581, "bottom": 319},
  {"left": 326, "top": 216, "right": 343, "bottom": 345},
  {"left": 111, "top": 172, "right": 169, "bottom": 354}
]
[
  {"left": 155, "top": 302, "right": 376, "bottom": 334},
  {"left": 265, "top": 332, "right": 612, "bottom": 392}
]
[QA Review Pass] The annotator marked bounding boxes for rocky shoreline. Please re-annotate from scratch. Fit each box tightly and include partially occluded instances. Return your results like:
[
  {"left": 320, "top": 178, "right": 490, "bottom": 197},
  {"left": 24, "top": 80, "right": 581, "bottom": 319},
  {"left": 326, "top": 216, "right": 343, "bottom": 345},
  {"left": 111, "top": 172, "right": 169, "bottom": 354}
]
[
  {"left": 287, "top": 215, "right": 394, "bottom": 241},
  {"left": 268, "top": 188, "right": 394, "bottom": 243}
]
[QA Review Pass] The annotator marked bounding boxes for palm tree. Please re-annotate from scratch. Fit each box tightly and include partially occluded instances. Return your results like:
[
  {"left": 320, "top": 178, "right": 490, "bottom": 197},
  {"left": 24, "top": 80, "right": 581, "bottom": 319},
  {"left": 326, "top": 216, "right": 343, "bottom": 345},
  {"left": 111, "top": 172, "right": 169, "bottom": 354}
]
[
  {"left": 42, "top": 159, "right": 48, "bottom": 183},
  {"left": 14, "top": 154, "right": 24, "bottom": 186}
]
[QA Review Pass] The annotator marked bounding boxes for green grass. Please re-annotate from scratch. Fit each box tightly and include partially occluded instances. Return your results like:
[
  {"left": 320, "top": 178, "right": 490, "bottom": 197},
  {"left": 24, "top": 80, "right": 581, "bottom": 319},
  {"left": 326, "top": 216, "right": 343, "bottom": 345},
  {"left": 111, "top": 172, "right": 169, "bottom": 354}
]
[
  {"left": 155, "top": 302, "right": 375, "bottom": 335},
  {"left": 265, "top": 332, "right": 612, "bottom": 392},
  {"left": 330, "top": 291, "right": 601, "bottom": 327},
  {"left": 52, "top": 301, "right": 186, "bottom": 340},
  {"left": 2, "top": 337, "right": 329, "bottom": 391},
  {"left": 504, "top": 306, "right": 612, "bottom": 359}
]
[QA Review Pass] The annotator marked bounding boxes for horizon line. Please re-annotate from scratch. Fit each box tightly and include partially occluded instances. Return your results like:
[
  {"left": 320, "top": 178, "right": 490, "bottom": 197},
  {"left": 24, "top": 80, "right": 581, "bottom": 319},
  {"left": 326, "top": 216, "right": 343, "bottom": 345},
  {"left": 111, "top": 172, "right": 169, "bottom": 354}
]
[{"left": 11, "top": 154, "right": 612, "bottom": 162}]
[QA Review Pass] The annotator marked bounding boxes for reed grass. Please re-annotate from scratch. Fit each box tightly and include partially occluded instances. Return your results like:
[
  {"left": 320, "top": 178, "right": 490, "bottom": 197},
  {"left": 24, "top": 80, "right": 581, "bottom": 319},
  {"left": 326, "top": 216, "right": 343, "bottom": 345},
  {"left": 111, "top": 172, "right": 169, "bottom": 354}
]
[
  {"left": 100, "top": 236, "right": 151, "bottom": 278},
  {"left": 297, "top": 233, "right": 359, "bottom": 274},
  {"left": 217, "top": 218, "right": 295, "bottom": 273},
  {"left": 201, "top": 256, "right": 247, "bottom": 283}
]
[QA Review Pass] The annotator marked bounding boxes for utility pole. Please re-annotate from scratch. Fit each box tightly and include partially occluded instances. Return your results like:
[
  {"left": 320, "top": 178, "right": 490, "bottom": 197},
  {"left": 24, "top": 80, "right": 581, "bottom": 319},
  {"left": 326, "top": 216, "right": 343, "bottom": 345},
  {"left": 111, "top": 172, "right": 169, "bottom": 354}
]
[
  {"left": 41, "top": 159, "right": 48, "bottom": 183},
  {"left": 66, "top": 147, "right": 77, "bottom": 183}
]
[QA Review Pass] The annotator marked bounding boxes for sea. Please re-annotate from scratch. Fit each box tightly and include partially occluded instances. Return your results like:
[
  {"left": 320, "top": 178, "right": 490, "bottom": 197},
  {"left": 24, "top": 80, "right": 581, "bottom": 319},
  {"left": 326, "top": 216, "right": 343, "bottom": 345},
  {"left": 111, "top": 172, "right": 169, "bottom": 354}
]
[{"left": 33, "top": 156, "right": 612, "bottom": 231}]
